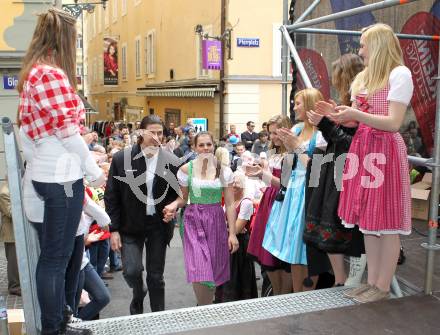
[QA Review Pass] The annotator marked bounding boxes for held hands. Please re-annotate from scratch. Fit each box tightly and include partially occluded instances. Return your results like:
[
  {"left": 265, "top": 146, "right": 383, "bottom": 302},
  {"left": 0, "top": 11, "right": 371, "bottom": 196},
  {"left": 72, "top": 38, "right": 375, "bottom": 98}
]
[
  {"left": 277, "top": 128, "right": 300, "bottom": 151},
  {"left": 228, "top": 233, "right": 239, "bottom": 254},
  {"left": 162, "top": 202, "right": 177, "bottom": 223}
]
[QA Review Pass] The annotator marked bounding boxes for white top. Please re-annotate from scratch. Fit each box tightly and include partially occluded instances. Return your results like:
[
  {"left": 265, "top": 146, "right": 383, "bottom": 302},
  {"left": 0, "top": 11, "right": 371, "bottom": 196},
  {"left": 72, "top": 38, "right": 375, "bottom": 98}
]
[
  {"left": 143, "top": 152, "right": 158, "bottom": 215},
  {"left": 77, "top": 193, "right": 111, "bottom": 236},
  {"left": 291, "top": 123, "right": 327, "bottom": 153},
  {"left": 177, "top": 166, "right": 234, "bottom": 188},
  {"left": 351, "top": 65, "right": 414, "bottom": 105},
  {"left": 387, "top": 65, "right": 414, "bottom": 105},
  {"left": 20, "top": 128, "right": 44, "bottom": 223},
  {"left": 27, "top": 131, "right": 102, "bottom": 183},
  {"left": 237, "top": 198, "right": 254, "bottom": 221}
]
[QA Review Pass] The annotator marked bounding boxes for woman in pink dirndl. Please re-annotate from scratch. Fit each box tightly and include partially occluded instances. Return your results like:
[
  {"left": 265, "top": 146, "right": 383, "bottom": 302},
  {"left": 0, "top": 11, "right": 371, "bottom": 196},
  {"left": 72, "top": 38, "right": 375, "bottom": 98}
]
[{"left": 331, "top": 23, "right": 414, "bottom": 303}]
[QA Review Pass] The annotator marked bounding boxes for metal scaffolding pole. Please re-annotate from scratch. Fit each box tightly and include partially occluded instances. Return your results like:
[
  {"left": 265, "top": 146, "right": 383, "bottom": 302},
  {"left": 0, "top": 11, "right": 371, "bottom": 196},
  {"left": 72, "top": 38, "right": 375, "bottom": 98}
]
[
  {"left": 280, "top": 25, "right": 312, "bottom": 89},
  {"left": 423, "top": 40, "right": 440, "bottom": 294},
  {"left": 281, "top": 0, "right": 289, "bottom": 116},
  {"left": 282, "top": 0, "right": 321, "bottom": 116},
  {"left": 286, "top": 0, "right": 419, "bottom": 31},
  {"left": 294, "top": 0, "right": 321, "bottom": 24},
  {"left": 1, "top": 117, "right": 41, "bottom": 335},
  {"left": 295, "top": 27, "right": 440, "bottom": 41}
]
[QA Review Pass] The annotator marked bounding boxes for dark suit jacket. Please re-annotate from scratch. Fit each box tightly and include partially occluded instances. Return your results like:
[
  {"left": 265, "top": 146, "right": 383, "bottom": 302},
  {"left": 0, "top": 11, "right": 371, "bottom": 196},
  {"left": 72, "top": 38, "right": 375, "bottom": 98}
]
[
  {"left": 105, "top": 144, "right": 182, "bottom": 242},
  {"left": 241, "top": 131, "right": 259, "bottom": 151}
]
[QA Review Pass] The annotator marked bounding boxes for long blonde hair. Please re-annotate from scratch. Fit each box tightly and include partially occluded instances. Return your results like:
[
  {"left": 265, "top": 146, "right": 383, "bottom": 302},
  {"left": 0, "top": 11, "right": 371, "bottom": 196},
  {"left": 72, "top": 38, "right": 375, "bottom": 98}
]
[
  {"left": 332, "top": 54, "right": 364, "bottom": 106},
  {"left": 294, "top": 88, "right": 323, "bottom": 134},
  {"left": 17, "top": 8, "right": 78, "bottom": 93},
  {"left": 351, "top": 23, "right": 403, "bottom": 97},
  {"left": 267, "top": 115, "right": 292, "bottom": 154}
]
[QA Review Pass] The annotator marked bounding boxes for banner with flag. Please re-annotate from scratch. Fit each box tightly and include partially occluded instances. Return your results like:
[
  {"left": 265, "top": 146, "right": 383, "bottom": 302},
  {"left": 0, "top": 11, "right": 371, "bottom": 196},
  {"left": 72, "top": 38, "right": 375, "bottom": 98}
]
[
  {"left": 330, "top": 0, "right": 376, "bottom": 54},
  {"left": 400, "top": 12, "right": 440, "bottom": 152},
  {"left": 295, "top": 48, "right": 331, "bottom": 100}
]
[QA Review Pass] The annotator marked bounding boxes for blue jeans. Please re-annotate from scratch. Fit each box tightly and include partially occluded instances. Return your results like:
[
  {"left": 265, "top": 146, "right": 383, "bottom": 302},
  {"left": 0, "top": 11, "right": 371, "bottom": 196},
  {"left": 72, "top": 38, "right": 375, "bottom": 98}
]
[
  {"left": 65, "top": 235, "right": 85, "bottom": 311},
  {"left": 76, "top": 263, "right": 110, "bottom": 320},
  {"left": 88, "top": 238, "right": 110, "bottom": 276},
  {"left": 32, "top": 179, "right": 84, "bottom": 334},
  {"left": 109, "top": 248, "right": 121, "bottom": 269}
]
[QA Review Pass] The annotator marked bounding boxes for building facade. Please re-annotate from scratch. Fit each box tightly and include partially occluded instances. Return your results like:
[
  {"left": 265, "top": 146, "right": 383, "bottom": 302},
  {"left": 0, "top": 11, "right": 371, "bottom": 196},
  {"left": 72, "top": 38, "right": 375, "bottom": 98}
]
[{"left": 85, "top": 0, "right": 290, "bottom": 136}]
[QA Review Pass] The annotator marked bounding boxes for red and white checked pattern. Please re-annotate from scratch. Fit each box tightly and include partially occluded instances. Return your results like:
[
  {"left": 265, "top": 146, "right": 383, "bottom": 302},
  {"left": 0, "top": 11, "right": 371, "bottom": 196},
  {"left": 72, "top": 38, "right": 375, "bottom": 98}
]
[
  {"left": 338, "top": 87, "right": 412, "bottom": 235},
  {"left": 19, "top": 64, "right": 85, "bottom": 140}
]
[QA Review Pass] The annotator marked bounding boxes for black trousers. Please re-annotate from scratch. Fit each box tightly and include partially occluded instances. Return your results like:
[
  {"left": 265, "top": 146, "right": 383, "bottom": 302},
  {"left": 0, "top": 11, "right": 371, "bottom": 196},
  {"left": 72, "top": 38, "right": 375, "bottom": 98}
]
[{"left": 121, "top": 219, "right": 168, "bottom": 312}]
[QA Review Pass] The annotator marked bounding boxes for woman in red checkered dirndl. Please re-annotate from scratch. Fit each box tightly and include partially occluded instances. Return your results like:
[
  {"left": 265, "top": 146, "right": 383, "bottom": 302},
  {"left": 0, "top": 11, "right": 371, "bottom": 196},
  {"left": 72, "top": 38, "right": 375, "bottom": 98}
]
[{"left": 330, "top": 23, "right": 414, "bottom": 303}]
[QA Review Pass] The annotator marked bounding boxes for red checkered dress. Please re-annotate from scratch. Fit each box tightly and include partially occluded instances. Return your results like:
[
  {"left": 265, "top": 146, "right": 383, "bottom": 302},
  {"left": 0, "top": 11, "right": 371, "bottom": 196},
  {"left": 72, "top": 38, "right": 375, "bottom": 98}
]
[
  {"left": 19, "top": 64, "right": 85, "bottom": 140},
  {"left": 338, "top": 86, "right": 412, "bottom": 235}
]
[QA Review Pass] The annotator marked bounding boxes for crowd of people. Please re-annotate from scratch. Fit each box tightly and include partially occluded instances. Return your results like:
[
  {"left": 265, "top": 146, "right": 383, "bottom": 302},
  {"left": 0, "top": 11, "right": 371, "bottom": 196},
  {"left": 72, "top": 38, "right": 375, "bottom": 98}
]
[{"left": 0, "top": 7, "right": 430, "bottom": 335}]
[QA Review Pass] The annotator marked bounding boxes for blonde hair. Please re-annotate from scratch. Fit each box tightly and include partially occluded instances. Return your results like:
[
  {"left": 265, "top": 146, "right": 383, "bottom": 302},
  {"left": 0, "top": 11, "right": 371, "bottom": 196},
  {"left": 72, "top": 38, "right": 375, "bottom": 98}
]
[
  {"left": 215, "top": 147, "right": 230, "bottom": 167},
  {"left": 332, "top": 54, "right": 364, "bottom": 106},
  {"left": 267, "top": 115, "right": 292, "bottom": 154},
  {"left": 351, "top": 23, "right": 403, "bottom": 97},
  {"left": 294, "top": 88, "right": 324, "bottom": 115},
  {"left": 18, "top": 8, "right": 78, "bottom": 92}
]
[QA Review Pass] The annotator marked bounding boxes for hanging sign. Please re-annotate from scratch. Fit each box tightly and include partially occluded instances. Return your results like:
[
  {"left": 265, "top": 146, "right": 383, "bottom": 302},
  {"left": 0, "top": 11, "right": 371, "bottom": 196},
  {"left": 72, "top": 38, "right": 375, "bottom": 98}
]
[{"left": 202, "top": 40, "right": 222, "bottom": 70}]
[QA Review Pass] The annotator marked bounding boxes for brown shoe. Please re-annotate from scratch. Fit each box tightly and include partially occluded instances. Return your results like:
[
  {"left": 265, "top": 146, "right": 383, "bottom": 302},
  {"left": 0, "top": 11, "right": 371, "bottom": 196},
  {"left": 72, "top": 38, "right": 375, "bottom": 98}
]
[
  {"left": 354, "top": 286, "right": 390, "bottom": 303},
  {"left": 343, "top": 284, "right": 371, "bottom": 299},
  {"left": 9, "top": 288, "right": 21, "bottom": 296},
  {"left": 100, "top": 272, "right": 114, "bottom": 280}
]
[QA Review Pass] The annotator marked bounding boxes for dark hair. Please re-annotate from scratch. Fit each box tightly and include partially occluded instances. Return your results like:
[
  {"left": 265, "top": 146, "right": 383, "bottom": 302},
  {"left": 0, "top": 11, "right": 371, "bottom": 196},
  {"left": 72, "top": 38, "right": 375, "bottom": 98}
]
[
  {"left": 139, "top": 115, "right": 164, "bottom": 130},
  {"left": 235, "top": 142, "right": 245, "bottom": 148},
  {"left": 137, "top": 115, "right": 164, "bottom": 145},
  {"left": 246, "top": 121, "right": 255, "bottom": 126},
  {"left": 259, "top": 131, "right": 268, "bottom": 139},
  {"left": 107, "top": 41, "right": 118, "bottom": 58}
]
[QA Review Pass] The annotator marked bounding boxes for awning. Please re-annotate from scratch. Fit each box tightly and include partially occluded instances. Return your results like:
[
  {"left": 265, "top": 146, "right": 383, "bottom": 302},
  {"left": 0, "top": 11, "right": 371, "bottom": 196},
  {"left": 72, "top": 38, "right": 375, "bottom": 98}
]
[
  {"left": 78, "top": 93, "right": 98, "bottom": 114},
  {"left": 137, "top": 87, "right": 217, "bottom": 98}
]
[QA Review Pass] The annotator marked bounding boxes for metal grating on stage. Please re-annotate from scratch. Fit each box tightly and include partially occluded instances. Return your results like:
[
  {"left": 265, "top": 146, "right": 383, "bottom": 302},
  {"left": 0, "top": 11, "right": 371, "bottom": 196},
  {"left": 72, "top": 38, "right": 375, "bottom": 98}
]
[{"left": 71, "top": 287, "right": 356, "bottom": 334}]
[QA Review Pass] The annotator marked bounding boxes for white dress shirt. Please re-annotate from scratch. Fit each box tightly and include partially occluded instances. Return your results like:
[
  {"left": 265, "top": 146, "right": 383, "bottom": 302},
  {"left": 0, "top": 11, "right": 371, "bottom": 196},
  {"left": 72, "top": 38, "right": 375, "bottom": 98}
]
[{"left": 144, "top": 152, "right": 159, "bottom": 215}]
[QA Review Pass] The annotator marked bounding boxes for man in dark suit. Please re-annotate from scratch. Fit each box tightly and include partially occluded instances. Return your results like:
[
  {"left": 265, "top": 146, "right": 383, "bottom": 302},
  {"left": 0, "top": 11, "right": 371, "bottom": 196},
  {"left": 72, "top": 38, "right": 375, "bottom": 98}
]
[
  {"left": 241, "top": 121, "right": 259, "bottom": 151},
  {"left": 105, "top": 115, "right": 182, "bottom": 314}
]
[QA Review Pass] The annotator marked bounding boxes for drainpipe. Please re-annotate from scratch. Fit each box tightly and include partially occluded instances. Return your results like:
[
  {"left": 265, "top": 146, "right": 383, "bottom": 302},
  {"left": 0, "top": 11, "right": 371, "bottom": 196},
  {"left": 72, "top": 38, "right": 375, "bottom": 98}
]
[{"left": 219, "top": 0, "right": 226, "bottom": 139}]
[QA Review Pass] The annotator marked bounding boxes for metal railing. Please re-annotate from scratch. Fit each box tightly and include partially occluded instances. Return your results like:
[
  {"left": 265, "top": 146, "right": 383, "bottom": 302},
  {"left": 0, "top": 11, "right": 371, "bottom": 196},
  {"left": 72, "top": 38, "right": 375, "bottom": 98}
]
[{"left": 1, "top": 117, "right": 40, "bottom": 335}]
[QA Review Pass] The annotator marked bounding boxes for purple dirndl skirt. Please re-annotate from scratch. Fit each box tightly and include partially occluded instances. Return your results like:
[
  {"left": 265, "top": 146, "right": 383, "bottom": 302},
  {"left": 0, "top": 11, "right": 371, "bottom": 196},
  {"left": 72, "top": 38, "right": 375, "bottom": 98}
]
[{"left": 183, "top": 203, "right": 230, "bottom": 286}]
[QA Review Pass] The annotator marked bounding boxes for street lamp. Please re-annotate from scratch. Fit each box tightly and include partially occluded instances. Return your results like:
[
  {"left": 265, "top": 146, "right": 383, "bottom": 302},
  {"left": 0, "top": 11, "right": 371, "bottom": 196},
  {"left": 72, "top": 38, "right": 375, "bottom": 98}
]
[{"left": 62, "top": 0, "right": 108, "bottom": 19}]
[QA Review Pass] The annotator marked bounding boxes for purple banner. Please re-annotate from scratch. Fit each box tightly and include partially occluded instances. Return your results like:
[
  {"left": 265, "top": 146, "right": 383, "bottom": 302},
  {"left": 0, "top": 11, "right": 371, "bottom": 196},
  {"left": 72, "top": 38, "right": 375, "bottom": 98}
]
[
  {"left": 202, "top": 40, "right": 222, "bottom": 70},
  {"left": 330, "top": 0, "right": 376, "bottom": 54}
]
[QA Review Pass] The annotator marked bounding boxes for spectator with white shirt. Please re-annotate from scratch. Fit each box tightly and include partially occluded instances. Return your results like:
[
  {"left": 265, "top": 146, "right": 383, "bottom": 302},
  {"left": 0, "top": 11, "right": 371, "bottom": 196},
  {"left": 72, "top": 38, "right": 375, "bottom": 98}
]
[{"left": 104, "top": 115, "right": 181, "bottom": 314}]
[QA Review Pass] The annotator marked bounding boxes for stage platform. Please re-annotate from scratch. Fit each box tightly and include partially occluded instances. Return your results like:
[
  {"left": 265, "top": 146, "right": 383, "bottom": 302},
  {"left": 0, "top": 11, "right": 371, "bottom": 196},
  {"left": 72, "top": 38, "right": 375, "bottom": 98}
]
[{"left": 71, "top": 287, "right": 440, "bottom": 335}]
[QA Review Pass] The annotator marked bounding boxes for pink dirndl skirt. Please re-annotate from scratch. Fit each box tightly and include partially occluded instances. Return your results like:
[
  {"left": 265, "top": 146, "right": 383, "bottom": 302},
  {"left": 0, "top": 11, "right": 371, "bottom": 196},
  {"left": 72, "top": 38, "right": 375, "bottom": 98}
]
[{"left": 338, "top": 124, "right": 411, "bottom": 235}]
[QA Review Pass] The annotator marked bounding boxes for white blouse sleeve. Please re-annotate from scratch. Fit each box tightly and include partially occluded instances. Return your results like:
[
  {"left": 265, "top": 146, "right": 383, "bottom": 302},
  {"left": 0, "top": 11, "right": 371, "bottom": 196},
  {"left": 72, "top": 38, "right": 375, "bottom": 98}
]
[
  {"left": 387, "top": 66, "right": 414, "bottom": 106},
  {"left": 238, "top": 198, "right": 254, "bottom": 221},
  {"left": 177, "top": 169, "right": 189, "bottom": 187},
  {"left": 222, "top": 166, "right": 234, "bottom": 185}
]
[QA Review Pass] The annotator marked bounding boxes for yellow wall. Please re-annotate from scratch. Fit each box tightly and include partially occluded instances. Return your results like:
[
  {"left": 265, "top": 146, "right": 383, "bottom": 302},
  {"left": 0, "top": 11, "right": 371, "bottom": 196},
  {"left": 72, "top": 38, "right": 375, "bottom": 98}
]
[
  {"left": 86, "top": 0, "right": 221, "bottom": 95},
  {"left": 0, "top": 1, "right": 24, "bottom": 51},
  {"left": 226, "top": 0, "right": 282, "bottom": 76}
]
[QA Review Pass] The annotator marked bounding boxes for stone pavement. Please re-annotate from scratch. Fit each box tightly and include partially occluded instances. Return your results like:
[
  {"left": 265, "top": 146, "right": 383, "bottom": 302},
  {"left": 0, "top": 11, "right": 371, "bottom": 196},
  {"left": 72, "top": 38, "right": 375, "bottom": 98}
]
[{"left": 0, "top": 244, "right": 22, "bottom": 310}]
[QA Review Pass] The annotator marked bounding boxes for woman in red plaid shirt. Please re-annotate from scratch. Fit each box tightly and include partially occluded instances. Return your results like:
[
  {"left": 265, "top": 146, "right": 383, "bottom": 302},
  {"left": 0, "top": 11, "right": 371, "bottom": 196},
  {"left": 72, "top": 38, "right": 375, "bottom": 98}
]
[{"left": 17, "top": 8, "right": 104, "bottom": 335}]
